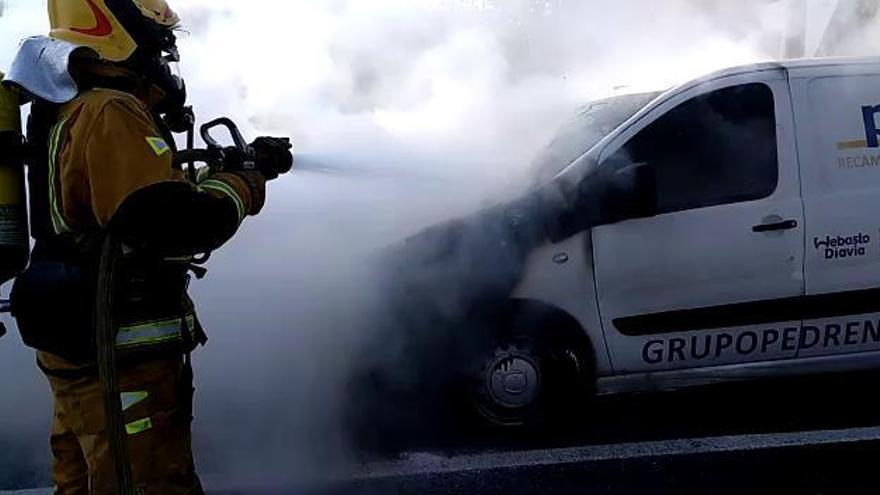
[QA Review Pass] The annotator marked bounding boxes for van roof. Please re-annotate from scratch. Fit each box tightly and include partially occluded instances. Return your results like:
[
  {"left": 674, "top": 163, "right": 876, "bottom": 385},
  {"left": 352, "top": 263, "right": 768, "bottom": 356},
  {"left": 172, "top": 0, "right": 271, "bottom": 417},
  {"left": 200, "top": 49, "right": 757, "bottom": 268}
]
[{"left": 698, "top": 56, "right": 880, "bottom": 81}]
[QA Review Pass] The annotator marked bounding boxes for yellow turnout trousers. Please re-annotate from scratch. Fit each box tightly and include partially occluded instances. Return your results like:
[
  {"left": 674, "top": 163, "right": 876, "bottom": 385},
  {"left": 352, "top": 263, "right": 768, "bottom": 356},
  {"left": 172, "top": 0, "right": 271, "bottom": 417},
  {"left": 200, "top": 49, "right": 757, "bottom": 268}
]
[{"left": 41, "top": 355, "right": 203, "bottom": 494}]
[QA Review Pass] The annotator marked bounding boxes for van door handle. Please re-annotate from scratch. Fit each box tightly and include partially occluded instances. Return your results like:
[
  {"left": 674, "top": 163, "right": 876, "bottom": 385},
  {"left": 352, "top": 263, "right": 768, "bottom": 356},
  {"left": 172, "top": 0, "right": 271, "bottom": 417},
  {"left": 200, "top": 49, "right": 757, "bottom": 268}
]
[{"left": 752, "top": 219, "right": 798, "bottom": 233}]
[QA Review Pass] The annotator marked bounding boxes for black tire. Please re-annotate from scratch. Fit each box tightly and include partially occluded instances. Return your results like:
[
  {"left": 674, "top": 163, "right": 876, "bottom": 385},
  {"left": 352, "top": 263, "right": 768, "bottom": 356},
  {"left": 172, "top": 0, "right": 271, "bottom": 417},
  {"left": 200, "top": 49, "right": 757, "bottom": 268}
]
[{"left": 470, "top": 308, "right": 594, "bottom": 429}]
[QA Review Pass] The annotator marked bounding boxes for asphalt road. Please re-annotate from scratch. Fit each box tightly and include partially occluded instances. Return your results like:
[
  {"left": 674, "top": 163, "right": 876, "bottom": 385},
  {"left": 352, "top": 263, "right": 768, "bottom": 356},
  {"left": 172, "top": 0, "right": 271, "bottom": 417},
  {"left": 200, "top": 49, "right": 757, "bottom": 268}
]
[
  {"left": 363, "top": 368, "right": 880, "bottom": 456},
  {"left": 202, "top": 428, "right": 880, "bottom": 494},
  {"left": 6, "top": 369, "right": 880, "bottom": 494},
  {"left": 201, "top": 369, "right": 880, "bottom": 494},
  {"left": 333, "top": 441, "right": 880, "bottom": 495}
]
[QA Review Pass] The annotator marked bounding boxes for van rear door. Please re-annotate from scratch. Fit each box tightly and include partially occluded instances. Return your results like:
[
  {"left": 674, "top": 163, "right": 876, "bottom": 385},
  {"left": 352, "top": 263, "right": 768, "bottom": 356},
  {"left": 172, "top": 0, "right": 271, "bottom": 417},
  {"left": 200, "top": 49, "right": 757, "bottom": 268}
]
[
  {"left": 791, "top": 63, "right": 880, "bottom": 359},
  {"left": 591, "top": 69, "right": 805, "bottom": 374}
]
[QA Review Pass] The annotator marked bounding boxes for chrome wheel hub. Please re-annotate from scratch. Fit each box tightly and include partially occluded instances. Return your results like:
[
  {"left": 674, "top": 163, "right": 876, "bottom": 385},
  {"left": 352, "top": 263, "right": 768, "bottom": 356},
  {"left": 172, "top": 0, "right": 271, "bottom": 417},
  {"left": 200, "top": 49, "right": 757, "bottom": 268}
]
[{"left": 485, "top": 351, "right": 540, "bottom": 409}]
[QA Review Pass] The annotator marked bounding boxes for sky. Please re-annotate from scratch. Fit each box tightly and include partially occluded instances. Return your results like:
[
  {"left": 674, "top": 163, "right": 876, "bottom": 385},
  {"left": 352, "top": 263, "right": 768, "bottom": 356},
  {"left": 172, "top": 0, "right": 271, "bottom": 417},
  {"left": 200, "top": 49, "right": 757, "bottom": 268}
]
[{"left": 0, "top": 0, "right": 859, "bottom": 489}]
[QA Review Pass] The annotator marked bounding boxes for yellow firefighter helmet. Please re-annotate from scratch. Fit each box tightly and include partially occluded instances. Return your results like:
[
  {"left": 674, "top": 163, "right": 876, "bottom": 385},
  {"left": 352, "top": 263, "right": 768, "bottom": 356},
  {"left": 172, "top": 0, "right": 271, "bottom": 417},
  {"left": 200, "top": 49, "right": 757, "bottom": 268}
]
[{"left": 48, "top": 0, "right": 180, "bottom": 62}]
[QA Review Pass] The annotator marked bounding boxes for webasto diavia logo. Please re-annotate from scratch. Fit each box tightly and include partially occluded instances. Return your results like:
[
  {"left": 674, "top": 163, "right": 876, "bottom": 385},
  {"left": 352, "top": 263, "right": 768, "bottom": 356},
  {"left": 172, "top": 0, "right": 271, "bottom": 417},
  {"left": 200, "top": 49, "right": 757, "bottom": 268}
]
[{"left": 813, "top": 233, "right": 871, "bottom": 259}]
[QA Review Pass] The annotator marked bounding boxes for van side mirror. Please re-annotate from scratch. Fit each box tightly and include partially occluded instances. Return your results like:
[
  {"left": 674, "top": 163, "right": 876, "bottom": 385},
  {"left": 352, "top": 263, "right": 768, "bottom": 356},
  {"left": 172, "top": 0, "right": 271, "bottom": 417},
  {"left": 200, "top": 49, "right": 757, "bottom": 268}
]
[{"left": 598, "top": 162, "right": 658, "bottom": 223}]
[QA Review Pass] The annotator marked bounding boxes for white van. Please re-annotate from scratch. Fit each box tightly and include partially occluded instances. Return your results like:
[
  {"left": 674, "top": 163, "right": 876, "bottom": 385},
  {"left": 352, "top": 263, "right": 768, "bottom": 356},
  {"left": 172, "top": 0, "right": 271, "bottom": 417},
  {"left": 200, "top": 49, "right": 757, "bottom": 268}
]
[{"left": 405, "top": 57, "right": 880, "bottom": 427}]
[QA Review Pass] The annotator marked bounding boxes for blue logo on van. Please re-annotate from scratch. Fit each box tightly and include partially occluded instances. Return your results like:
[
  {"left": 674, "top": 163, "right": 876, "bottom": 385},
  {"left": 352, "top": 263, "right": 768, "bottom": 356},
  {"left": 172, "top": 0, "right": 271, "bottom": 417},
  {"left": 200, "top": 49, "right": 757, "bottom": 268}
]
[
  {"left": 863, "top": 105, "right": 880, "bottom": 148},
  {"left": 837, "top": 105, "right": 880, "bottom": 150}
]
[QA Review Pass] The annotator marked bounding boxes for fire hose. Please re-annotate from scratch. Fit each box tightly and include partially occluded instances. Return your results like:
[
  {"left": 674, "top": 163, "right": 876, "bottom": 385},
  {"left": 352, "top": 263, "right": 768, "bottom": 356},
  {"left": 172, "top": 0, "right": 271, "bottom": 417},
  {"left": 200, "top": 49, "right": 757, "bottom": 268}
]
[{"left": 96, "top": 234, "right": 136, "bottom": 495}]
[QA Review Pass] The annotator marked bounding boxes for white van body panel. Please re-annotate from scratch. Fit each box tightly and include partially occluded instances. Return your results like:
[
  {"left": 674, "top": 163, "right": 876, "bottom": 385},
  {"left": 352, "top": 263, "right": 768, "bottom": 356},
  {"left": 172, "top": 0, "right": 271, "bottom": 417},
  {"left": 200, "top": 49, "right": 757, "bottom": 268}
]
[
  {"left": 513, "top": 232, "right": 613, "bottom": 374},
  {"left": 516, "top": 57, "right": 880, "bottom": 391},
  {"left": 789, "top": 60, "right": 880, "bottom": 360}
]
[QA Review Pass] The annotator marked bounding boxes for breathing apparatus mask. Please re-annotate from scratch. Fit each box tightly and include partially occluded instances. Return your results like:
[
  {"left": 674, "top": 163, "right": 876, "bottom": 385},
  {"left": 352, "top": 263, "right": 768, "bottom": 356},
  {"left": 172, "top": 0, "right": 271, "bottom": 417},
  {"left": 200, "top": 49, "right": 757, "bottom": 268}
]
[{"left": 127, "top": 27, "right": 189, "bottom": 127}]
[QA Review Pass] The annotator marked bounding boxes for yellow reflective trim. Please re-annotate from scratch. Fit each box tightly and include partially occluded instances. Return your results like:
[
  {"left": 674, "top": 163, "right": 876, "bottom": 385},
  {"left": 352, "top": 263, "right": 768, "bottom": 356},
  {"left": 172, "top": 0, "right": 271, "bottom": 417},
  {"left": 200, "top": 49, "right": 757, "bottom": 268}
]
[
  {"left": 47, "top": 117, "right": 72, "bottom": 235},
  {"left": 200, "top": 179, "right": 245, "bottom": 224},
  {"left": 120, "top": 391, "right": 149, "bottom": 412},
  {"left": 117, "top": 318, "right": 181, "bottom": 348},
  {"left": 195, "top": 166, "right": 212, "bottom": 184},
  {"left": 119, "top": 317, "right": 180, "bottom": 332},
  {"left": 125, "top": 417, "right": 152, "bottom": 435},
  {"left": 118, "top": 334, "right": 179, "bottom": 349},
  {"left": 116, "top": 313, "right": 197, "bottom": 349},
  {"left": 145, "top": 136, "right": 171, "bottom": 156}
]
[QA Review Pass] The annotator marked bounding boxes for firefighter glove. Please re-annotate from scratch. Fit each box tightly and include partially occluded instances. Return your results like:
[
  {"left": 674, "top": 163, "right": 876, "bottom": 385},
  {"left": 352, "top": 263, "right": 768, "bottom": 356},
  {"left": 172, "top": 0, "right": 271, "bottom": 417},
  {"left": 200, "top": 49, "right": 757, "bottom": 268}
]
[{"left": 250, "top": 136, "right": 293, "bottom": 181}]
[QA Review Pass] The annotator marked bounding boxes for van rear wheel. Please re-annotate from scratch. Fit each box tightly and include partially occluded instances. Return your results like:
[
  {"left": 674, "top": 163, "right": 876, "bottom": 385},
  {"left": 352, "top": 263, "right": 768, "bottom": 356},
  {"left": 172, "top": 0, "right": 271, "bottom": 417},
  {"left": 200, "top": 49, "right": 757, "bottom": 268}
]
[{"left": 472, "top": 316, "right": 592, "bottom": 428}]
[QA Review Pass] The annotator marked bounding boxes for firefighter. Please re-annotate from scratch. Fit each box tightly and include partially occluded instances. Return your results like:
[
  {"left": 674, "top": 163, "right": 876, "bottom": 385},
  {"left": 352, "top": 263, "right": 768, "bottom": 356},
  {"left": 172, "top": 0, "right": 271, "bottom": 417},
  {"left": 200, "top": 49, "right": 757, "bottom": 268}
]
[{"left": 5, "top": 0, "right": 292, "bottom": 493}]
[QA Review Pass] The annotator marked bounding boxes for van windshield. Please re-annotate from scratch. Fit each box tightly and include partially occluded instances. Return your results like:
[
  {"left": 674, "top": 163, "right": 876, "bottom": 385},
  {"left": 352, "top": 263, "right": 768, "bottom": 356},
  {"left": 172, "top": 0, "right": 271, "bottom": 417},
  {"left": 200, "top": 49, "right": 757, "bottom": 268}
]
[{"left": 532, "top": 91, "right": 662, "bottom": 182}]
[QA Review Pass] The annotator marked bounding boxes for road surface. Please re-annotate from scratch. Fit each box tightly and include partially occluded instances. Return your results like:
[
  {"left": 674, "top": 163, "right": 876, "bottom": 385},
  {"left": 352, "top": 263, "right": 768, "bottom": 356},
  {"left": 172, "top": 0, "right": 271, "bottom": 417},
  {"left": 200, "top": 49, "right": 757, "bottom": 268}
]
[{"left": 5, "top": 369, "right": 880, "bottom": 494}]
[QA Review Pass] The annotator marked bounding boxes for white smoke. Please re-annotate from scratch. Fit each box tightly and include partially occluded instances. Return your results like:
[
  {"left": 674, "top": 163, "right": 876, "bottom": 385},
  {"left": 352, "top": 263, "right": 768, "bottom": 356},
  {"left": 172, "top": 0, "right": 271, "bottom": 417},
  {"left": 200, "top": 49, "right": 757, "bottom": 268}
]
[{"left": 0, "top": 0, "right": 842, "bottom": 489}]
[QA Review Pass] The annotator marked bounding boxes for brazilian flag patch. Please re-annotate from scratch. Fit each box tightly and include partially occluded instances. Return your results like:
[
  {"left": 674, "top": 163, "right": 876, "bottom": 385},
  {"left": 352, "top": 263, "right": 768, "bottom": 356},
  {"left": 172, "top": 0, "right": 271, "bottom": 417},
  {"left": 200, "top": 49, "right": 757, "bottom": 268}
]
[{"left": 145, "top": 136, "right": 171, "bottom": 157}]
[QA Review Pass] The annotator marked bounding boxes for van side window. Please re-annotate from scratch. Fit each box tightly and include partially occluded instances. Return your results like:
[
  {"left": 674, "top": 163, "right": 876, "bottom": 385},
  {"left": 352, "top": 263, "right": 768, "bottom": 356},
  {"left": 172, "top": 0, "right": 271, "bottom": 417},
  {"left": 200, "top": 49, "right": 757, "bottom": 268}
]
[{"left": 606, "top": 83, "right": 778, "bottom": 214}]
